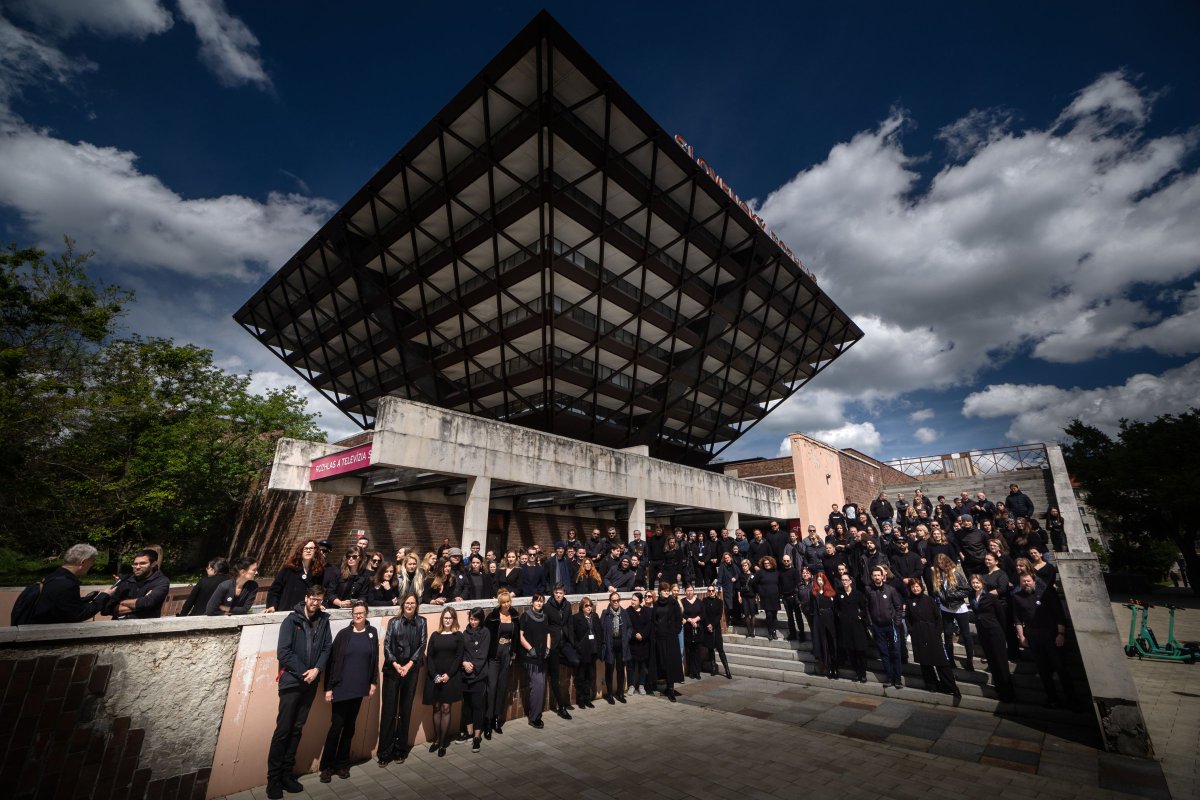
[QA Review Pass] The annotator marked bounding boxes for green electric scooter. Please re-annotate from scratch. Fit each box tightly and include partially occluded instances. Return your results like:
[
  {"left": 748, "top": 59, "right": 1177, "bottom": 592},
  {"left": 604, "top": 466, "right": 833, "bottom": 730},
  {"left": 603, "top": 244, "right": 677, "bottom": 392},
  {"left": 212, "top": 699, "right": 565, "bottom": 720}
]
[{"left": 1123, "top": 600, "right": 1200, "bottom": 663}]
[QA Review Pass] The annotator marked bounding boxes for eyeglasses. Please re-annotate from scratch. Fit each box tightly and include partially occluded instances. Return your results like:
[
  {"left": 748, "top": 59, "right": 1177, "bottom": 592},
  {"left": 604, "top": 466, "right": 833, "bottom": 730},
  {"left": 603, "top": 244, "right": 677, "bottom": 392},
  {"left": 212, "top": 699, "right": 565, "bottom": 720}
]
[
  {"left": 370, "top": 558, "right": 381, "bottom": 564},
  {"left": 352, "top": 610, "right": 367, "bottom": 617},
  {"left": 347, "top": 555, "right": 360, "bottom": 561}
]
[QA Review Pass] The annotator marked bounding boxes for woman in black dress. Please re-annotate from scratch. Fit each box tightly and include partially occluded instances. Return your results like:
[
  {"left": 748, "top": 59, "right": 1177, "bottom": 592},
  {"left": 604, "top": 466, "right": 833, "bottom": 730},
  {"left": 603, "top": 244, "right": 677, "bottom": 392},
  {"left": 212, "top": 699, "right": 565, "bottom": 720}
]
[
  {"left": 365, "top": 562, "right": 399, "bottom": 607},
  {"left": 519, "top": 593, "right": 551, "bottom": 729},
  {"left": 702, "top": 584, "right": 731, "bottom": 678},
  {"left": 811, "top": 572, "right": 839, "bottom": 678},
  {"left": 903, "top": 580, "right": 960, "bottom": 696},
  {"left": 1027, "top": 547, "right": 1058, "bottom": 587},
  {"left": 969, "top": 574, "right": 1016, "bottom": 702},
  {"left": 680, "top": 585, "right": 705, "bottom": 678},
  {"left": 834, "top": 573, "right": 871, "bottom": 682},
  {"left": 570, "top": 596, "right": 603, "bottom": 707},
  {"left": 205, "top": 558, "right": 259, "bottom": 615},
  {"left": 460, "top": 608, "right": 491, "bottom": 752},
  {"left": 735, "top": 559, "right": 757, "bottom": 638},
  {"left": 265, "top": 540, "right": 325, "bottom": 613},
  {"left": 627, "top": 592, "right": 652, "bottom": 693},
  {"left": 751, "top": 556, "right": 782, "bottom": 641},
  {"left": 484, "top": 590, "right": 518, "bottom": 737},
  {"left": 319, "top": 601, "right": 378, "bottom": 781},
  {"left": 649, "top": 581, "right": 684, "bottom": 700},
  {"left": 424, "top": 607, "right": 465, "bottom": 757}
]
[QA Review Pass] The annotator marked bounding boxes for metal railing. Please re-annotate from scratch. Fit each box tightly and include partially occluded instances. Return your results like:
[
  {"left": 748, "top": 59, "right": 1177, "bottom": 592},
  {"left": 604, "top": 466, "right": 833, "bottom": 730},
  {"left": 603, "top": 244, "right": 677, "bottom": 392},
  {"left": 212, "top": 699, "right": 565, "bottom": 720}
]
[{"left": 884, "top": 443, "right": 1048, "bottom": 479}]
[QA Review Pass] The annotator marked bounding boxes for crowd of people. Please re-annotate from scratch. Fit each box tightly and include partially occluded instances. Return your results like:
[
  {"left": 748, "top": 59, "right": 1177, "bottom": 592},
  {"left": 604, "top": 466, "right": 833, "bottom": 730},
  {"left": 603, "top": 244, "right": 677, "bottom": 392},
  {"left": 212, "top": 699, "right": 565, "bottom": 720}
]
[{"left": 15, "top": 483, "right": 1078, "bottom": 799}]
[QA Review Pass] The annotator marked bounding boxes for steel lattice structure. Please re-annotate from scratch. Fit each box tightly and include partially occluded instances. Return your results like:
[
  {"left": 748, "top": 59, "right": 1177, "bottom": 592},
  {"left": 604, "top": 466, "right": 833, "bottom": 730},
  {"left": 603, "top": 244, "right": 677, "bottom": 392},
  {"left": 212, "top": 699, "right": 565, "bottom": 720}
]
[{"left": 235, "top": 11, "right": 863, "bottom": 467}]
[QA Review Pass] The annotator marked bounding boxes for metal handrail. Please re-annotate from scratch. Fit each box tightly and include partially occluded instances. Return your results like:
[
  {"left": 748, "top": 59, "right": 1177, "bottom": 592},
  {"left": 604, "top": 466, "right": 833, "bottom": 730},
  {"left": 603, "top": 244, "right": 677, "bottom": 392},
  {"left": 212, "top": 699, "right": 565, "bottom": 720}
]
[{"left": 884, "top": 443, "right": 1048, "bottom": 478}]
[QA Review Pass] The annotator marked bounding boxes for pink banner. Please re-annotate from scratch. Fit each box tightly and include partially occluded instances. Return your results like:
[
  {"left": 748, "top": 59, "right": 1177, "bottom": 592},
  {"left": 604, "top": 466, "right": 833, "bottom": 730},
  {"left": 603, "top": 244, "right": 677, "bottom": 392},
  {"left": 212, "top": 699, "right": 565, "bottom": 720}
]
[{"left": 309, "top": 442, "right": 373, "bottom": 481}]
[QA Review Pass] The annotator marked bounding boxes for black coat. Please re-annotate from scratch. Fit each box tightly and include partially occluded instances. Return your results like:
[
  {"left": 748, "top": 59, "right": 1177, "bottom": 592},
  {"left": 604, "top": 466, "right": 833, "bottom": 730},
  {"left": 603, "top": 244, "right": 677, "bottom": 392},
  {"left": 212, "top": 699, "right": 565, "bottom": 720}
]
[
  {"left": 484, "top": 607, "right": 520, "bottom": 661},
  {"left": 905, "top": 594, "right": 950, "bottom": 666},
  {"left": 462, "top": 625, "right": 491, "bottom": 689},
  {"left": 462, "top": 570, "right": 496, "bottom": 601},
  {"left": 751, "top": 569, "right": 782, "bottom": 612},
  {"left": 267, "top": 565, "right": 323, "bottom": 612},
  {"left": 324, "top": 622, "right": 380, "bottom": 693},
  {"left": 571, "top": 611, "right": 604, "bottom": 661},
  {"left": 544, "top": 597, "right": 573, "bottom": 649},
  {"left": 108, "top": 569, "right": 171, "bottom": 619},
  {"left": 27, "top": 567, "right": 109, "bottom": 625},
  {"left": 648, "top": 598, "right": 684, "bottom": 684},
  {"left": 628, "top": 605, "right": 653, "bottom": 660},
  {"left": 179, "top": 572, "right": 228, "bottom": 617},
  {"left": 681, "top": 596, "right": 705, "bottom": 646},
  {"left": 701, "top": 595, "right": 725, "bottom": 649},
  {"left": 205, "top": 579, "right": 258, "bottom": 615},
  {"left": 834, "top": 589, "right": 871, "bottom": 651},
  {"left": 277, "top": 603, "right": 332, "bottom": 691}
]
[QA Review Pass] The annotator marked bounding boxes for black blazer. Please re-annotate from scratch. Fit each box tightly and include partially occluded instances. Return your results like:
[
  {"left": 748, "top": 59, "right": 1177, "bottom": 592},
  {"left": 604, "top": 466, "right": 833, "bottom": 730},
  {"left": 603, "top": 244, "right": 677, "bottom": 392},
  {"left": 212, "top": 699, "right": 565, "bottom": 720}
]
[{"left": 324, "top": 622, "right": 380, "bottom": 692}]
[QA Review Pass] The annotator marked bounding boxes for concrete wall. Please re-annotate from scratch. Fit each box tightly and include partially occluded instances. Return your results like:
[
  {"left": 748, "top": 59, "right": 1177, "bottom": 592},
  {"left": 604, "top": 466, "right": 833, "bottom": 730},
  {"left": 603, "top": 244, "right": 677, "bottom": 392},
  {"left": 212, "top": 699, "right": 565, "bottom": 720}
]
[
  {"left": 883, "top": 467, "right": 1057, "bottom": 522},
  {"left": 788, "top": 433, "right": 846, "bottom": 530}
]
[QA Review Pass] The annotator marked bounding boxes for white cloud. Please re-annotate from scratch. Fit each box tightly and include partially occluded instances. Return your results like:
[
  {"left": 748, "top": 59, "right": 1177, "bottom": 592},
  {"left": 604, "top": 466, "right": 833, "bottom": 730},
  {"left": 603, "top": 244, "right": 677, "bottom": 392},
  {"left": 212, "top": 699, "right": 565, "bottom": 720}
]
[
  {"left": 908, "top": 408, "right": 935, "bottom": 423},
  {"left": 961, "top": 357, "right": 1200, "bottom": 442},
  {"left": 937, "top": 107, "right": 1014, "bottom": 161},
  {"left": 7, "top": 0, "right": 172, "bottom": 38},
  {"left": 0, "top": 16, "right": 95, "bottom": 109},
  {"left": 807, "top": 421, "right": 882, "bottom": 453},
  {"left": 177, "top": 0, "right": 271, "bottom": 90},
  {"left": 0, "top": 125, "right": 335, "bottom": 279},
  {"left": 914, "top": 427, "right": 939, "bottom": 445}
]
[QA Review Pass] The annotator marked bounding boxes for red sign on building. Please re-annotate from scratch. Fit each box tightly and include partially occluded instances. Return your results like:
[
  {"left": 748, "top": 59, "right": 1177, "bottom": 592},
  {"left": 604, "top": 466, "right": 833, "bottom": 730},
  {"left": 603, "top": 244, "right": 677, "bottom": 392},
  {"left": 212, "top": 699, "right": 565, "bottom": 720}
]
[{"left": 309, "top": 443, "right": 373, "bottom": 482}]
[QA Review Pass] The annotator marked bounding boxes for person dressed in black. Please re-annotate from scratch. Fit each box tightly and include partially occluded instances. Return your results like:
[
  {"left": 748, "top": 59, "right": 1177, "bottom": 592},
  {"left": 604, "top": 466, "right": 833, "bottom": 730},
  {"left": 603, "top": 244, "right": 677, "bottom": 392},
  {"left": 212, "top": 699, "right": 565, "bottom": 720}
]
[
  {"left": 574, "top": 558, "right": 604, "bottom": 595},
  {"left": 267, "top": 541, "right": 324, "bottom": 614},
  {"left": 903, "top": 580, "right": 960, "bottom": 696},
  {"left": 969, "top": 574, "right": 1015, "bottom": 702},
  {"left": 108, "top": 549, "right": 170, "bottom": 619},
  {"left": 702, "top": 584, "right": 731, "bottom": 678},
  {"left": 648, "top": 581, "right": 684, "bottom": 700},
  {"left": 460, "top": 608, "right": 491, "bottom": 752},
  {"left": 519, "top": 593, "right": 552, "bottom": 728},
  {"left": 627, "top": 592, "right": 652, "bottom": 693},
  {"left": 377, "top": 593, "right": 426, "bottom": 766},
  {"left": 484, "top": 590, "right": 519, "bottom": 736},
  {"left": 179, "top": 557, "right": 229, "bottom": 617},
  {"left": 543, "top": 584, "right": 574, "bottom": 719},
  {"left": 365, "top": 562, "right": 400, "bottom": 607},
  {"left": 23, "top": 544, "right": 116, "bottom": 625},
  {"left": 206, "top": 558, "right": 259, "bottom": 615},
  {"left": 325, "top": 550, "right": 369, "bottom": 609},
  {"left": 1013, "top": 572, "right": 1076, "bottom": 708},
  {"left": 600, "top": 591, "right": 632, "bottom": 702},
  {"left": 423, "top": 559, "right": 464, "bottom": 605},
  {"left": 680, "top": 585, "right": 705, "bottom": 678},
  {"left": 716, "top": 552, "right": 740, "bottom": 626},
  {"left": 571, "top": 596, "right": 603, "bottom": 707},
  {"left": 735, "top": 559, "right": 758, "bottom": 638},
  {"left": 319, "top": 601, "right": 378, "bottom": 782},
  {"left": 752, "top": 556, "right": 783, "bottom": 641},
  {"left": 779, "top": 555, "right": 804, "bottom": 641},
  {"left": 267, "top": 585, "right": 331, "bottom": 799},
  {"left": 424, "top": 608, "right": 465, "bottom": 757},
  {"left": 462, "top": 555, "right": 495, "bottom": 600},
  {"left": 834, "top": 574, "right": 870, "bottom": 683},
  {"left": 811, "top": 573, "right": 839, "bottom": 678}
]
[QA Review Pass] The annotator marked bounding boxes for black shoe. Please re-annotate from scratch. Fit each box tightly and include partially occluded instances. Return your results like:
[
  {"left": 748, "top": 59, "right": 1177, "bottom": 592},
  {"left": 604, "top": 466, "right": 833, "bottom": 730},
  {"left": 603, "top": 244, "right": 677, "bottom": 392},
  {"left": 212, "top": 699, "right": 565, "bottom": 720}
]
[
  {"left": 493, "top": 720, "right": 504, "bottom": 734},
  {"left": 437, "top": 747, "right": 446, "bottom": 758},
  {"left": 725, "top": 670, "right": 732, "bottom": 679},
  {"left": 893, "top": 682, "right": 903, "bottom": 689},
  {"left": 606, "top": 694, "right": 616, "bottom": 705},
  {"left": 376, "top": 750, "right": 392, "bottom": 767},
  {"left": 429, "top": 743, "right": 439, "bottom": 753},
  {"left": 266, "top": 785, "right": 283, "bottom": 800},
  {"left": 320, "top": 769, "right": 333, "bottom": 783},
  {"left": 616, "top": 694, "right": 626, "bottom": 703},
  {"left": 564, "top": 704, "right": 575, "bottom": 711},
  {"left": 586, "top": 700, "right": 596, "bottom": 709},
  {"left": 667, "top": 692, "right": 677, "bottom": 702},
  {"left": 557, "top": 708, "right": 572, "bottom": 720},
  {"left": 282, "top": 777, "right": 304, "bottom": 794},
  {"left": 472, "top": 738, "right": 481, "bottom": 753},
  {"left": 529, "top": 719, "right": 545, "bottom": 729},
  {"left": 456, "top": 732, "right": 471, "bottom": 743}
]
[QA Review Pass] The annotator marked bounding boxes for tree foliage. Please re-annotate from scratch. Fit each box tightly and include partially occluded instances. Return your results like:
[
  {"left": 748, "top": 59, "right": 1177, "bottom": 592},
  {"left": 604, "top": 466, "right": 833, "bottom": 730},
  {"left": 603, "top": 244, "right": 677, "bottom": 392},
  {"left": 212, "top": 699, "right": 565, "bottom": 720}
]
[
  {"left": 1064, "top": 410, "right": 1200, "bottom": 593},
  {"left": 0, "top": 241, "right": 325, "bottom": 566}
]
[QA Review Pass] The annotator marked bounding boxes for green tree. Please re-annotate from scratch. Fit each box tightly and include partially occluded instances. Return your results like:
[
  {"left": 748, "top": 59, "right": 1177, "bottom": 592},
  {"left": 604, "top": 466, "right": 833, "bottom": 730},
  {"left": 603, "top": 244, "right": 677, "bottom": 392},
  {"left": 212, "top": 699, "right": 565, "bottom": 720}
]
[
  {"left": 0, "top": 239, "right": 325, "bottom": 566},
  {"left": 1064, "top": 411, "right": 1200, "bottom": 594}
]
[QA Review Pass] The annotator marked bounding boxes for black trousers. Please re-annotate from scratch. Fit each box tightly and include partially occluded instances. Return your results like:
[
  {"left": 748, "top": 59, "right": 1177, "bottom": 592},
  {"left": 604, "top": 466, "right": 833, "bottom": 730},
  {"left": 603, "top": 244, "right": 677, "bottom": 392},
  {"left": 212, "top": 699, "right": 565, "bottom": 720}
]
[
  {"left": 320, "top": 696, "right": 363, "bottom": 770},
  {"left": 576, "top": 658, "right": 597, "bottom": 702},
  {"left": 783, "top": 596, "right": 805, "bottom": 637},
  {"left": 486, "top": 653, "right": 513, "bottom": 721},
  {"left": 462, "top": 686, "right": 488, "bottom": 733},
  {"left": 1029, "top": 636, "right": 1077, "bottom": 703},
  {"left": 268, "top": 684, "right": 318, "bottom": 783},
  {"left": 378, "top": 670, "right": 419, "bottom": 756},
  {"left": 604, "top": 659, "right": 626, "bottom": 697},
  {"left": 546, "top": 646, "right": 569, "bottom": 708}
]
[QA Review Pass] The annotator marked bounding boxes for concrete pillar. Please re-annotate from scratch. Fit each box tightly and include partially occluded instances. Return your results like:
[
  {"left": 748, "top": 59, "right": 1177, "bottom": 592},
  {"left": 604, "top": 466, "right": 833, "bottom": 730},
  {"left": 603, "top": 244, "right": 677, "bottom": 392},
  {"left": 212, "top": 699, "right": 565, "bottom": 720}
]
[
  {"left": 724, "top": 511, "right": 740, "bottom": 532},
  {"left": 460, "top": 475, "right": 492, "bottom": 552},
  {"left": 1044, "top": 443, "right": 1090, "bottom": 553},
  {"left": 627, "top": 498, "right": 645, "bottom": 543}
]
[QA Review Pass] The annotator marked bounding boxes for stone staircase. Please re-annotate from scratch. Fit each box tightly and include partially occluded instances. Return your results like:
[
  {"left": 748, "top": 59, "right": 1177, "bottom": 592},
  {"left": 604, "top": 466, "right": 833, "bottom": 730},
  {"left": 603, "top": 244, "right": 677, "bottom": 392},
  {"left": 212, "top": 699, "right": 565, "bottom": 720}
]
[{"left": 718, "top": 619, "right": 1093, "bottom": 725}]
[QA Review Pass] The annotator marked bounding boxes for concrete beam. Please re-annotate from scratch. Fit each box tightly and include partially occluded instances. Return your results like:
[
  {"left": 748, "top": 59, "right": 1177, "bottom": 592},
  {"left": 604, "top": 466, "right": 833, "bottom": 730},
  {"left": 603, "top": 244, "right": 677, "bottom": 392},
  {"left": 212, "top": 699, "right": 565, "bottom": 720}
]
[
  {"left": 460, "top": 475, "right": 491, "bottom": 552},
  {"left": 1054, "top": 552, "right": 1153, "bottom": 757},
  {"left": 267, "top": 438, "right": 356, "bottom": 493},
  {"left": 371, "top": 396, "right": 788, "bottom": 518},
  {"left": 1045, "top": 443, "right": 1091, "bottom": 552},
  {"left": 725, "top": 511, "right": 740, "bottom": 532},
  {"left": 627, "top": 498, "right": 645, "bottom": 542}
]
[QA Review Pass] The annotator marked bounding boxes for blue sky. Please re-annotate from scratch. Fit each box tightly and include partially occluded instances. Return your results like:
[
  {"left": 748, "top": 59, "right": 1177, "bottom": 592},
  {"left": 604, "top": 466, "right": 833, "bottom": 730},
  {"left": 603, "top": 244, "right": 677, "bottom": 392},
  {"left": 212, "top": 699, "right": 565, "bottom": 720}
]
[{"left": 1, "top": 1, "right": 1198, "bottom": 463}]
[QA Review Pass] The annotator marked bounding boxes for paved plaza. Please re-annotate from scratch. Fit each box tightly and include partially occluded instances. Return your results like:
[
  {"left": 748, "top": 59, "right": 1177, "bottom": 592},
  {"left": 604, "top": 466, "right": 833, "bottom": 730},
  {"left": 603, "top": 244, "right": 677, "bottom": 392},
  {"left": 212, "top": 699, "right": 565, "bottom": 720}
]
[{"left": 215, "top": 588, "right": 1199, "bottom": 800}]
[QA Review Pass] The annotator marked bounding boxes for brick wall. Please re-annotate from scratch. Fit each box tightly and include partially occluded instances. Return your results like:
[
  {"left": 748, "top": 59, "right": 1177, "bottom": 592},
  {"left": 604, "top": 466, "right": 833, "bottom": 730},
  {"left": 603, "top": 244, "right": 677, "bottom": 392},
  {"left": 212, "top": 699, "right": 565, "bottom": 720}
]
[
  {"left": 0, "top": 653, "right": 209, "bottom": 800},
  {"left": 838, "top": 451, "right": 883, "bottom": 509},
  {"left": 507, "top": 511, "right": 618, "bottom": 553},
  {"left": 725, "top": 457, "right": 797, "bottom": 492}
]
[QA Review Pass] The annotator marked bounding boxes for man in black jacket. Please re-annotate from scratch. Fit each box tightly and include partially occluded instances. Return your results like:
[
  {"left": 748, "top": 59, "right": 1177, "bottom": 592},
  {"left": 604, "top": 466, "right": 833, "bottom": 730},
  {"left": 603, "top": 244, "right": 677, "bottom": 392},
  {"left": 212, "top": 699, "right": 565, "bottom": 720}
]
[
  {"left": 543, "top": 584, "right": 574, "bottom": 719},
  {"left": 865, "top": 566, "right": 905, "bottom": 688},
  {"left": 1006, "top": 483, "right": 1035, "bottom": 522},
  {"left": 27, "top": 544, "right": 116, "bottom": 624},
  {"left": 1012, "top": 573, "right": 1076, "bottom": 708},
  {"left": 765, "top": 520, "right": 789, "bottom": 563},
  {"left": 108, "top": 549, "right": 170, "bottom": 619},
  {"left": 870, "top": 492, "right": 894, "bottom": 528},
  {"left": 268, "top": 585, "right": 332, "bottom": 799}
]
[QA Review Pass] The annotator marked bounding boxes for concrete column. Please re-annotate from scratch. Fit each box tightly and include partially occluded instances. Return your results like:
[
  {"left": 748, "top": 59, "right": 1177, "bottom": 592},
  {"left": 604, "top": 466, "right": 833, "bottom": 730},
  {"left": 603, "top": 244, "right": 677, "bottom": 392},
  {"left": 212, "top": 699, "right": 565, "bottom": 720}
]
[
  {"left": 627, "top": 498, "right": 645, "bottom": 543},
  {"left": 724, "top": 511, "right": 740, "bottom": 532},
  {"left": 460, "top": 475, "right": 492, "bottom": 552},
  {"left": 1044, "top": 443, "right": 1090, "bottom": 553}
]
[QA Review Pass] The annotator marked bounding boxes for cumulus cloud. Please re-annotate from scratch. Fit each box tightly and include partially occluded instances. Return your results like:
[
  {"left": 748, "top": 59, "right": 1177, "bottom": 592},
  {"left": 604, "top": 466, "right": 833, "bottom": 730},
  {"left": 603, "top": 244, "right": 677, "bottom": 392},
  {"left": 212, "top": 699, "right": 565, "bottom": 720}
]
[
  {"left": 914, "top": 427, "right": 939, "bottom": 445},
  {"left": 177, "top": 0, "right": 272, "bottom": 90},
  {"left": 7, "top": 0, "right": 172, "bottom": 38},
  {"left": 961, "top": 357, "right": 1200, "bottom": 442},
  {"left": 806, "top": 421, "right": 883, "bottom": 453},
  {"left": 908, "top": 408, "right": 935, "bottom": 423}
]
